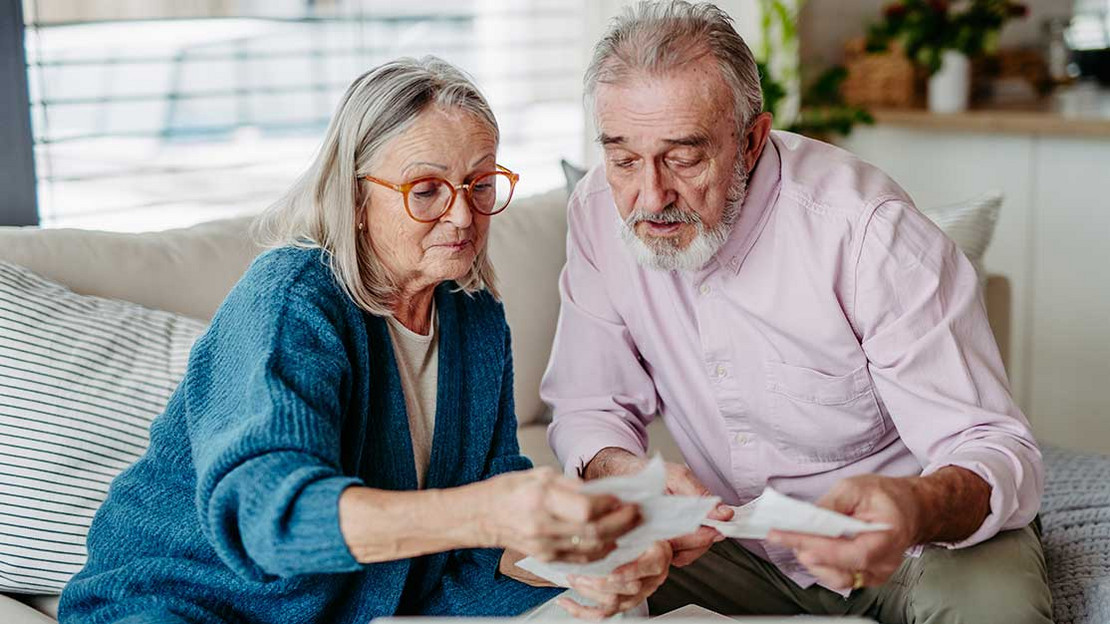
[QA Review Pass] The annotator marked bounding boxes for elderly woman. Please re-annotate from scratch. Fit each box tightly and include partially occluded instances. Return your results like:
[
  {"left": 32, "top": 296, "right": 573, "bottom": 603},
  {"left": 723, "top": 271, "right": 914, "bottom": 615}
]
[{"left": 58, "top": 57, "right": 670, "bottom": 624}]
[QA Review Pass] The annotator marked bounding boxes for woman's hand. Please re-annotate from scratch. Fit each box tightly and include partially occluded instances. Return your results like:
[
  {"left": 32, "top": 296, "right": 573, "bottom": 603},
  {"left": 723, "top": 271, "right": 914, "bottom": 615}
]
[
  {"left": 478, "top": 467, "right": 641, "bottom": 563},
  {"left": 558, "top": 540, "right": 673, "bottom": 620}
]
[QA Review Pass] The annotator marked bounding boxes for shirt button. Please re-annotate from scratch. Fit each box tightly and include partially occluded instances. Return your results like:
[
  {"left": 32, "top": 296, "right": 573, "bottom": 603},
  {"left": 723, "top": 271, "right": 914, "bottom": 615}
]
[
  {"left": 700, "top": 284, "right": 711, "bottom": 295},
  {"left": 735, "top": 433, "right": 749, "bottom": 445},
  {"left": 729, "top": 258, "right": 740, "bottom": 269},
  {"left": 715, "top": 364, "right": 727, "bottom": 378}
]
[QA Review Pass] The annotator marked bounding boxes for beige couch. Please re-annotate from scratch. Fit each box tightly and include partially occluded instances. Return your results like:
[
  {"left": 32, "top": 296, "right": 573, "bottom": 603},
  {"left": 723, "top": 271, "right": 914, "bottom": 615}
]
[{"left": 0, "top": 189, "right": 1011, "bottom": 622}]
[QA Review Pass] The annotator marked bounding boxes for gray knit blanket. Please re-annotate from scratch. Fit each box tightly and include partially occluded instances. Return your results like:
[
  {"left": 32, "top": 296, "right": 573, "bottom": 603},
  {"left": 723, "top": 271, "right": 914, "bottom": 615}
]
[{"left": 1042, "top": 445, "right": 1110, "bottom": 624}]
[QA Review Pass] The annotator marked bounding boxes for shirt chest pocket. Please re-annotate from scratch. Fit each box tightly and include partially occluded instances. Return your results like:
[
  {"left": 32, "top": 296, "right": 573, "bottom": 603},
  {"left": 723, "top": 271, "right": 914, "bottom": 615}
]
[{"left": 763, "top": 361, "right": 887, "bottom": 464}]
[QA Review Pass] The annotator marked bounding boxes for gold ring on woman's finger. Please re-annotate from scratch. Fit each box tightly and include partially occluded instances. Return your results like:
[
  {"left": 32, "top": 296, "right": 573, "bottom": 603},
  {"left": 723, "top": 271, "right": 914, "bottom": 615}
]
[
  {"left": 571, "top": 535, "right": 582, "bottom": 547},
  {"left": 852, "top": 570, "right": 865, "bottom": 590}
]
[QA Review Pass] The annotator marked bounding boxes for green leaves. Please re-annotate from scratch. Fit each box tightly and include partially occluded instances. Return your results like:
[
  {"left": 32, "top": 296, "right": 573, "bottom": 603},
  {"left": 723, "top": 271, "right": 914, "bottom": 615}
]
[
  {"left": 761, "top": 63, "right": 874, "bottom": 140},
  {"left": 759, "top": 61, "right": 787, "bottom": 117},
  {"left": 865, "top": 0, "right": 1028, "bottom": 75}
]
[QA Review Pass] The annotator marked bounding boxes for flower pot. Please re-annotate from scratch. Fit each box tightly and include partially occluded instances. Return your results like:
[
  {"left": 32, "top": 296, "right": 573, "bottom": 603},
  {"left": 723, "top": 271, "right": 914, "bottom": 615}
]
[{"left": 928, "top": 50, "right": 971, "bottom": 114}]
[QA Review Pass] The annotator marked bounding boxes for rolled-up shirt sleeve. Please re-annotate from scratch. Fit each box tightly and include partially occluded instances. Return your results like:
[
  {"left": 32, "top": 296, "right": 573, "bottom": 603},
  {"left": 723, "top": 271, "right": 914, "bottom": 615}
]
[
  {"left": 852, "top": 199, "right": 1043, "bottom": 548},
  {"left": 542, "top": 189, "right": 657, "bottom": 477}
]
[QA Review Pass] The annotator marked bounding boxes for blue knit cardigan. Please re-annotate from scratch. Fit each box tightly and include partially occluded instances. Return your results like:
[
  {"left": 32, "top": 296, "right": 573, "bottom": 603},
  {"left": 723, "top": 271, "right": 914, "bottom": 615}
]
[{"left": 58, "top": 247, "right": 561, "bottom": 623}]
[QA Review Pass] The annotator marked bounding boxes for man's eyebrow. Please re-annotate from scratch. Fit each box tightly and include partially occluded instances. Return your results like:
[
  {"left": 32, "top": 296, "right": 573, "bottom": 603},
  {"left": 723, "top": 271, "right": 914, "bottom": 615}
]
[
  {"left": 598, "top": 133, "right": 624, "bottom": 146},
  {"left": 664, "top": 134, "right": 711, "bottom": 148}
]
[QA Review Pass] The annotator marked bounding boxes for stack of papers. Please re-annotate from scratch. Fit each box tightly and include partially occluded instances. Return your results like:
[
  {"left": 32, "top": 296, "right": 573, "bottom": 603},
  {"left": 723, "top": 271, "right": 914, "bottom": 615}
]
[{"left": 516, "top": 457, "right": 891, "bottom": 587}]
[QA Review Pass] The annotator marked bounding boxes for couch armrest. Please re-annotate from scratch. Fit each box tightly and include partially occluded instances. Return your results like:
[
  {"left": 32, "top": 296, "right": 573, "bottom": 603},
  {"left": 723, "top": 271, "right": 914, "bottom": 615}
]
[
  {"left": 984, "top": 274, "right": 1011, "bottom": 374},
  {"left": 0, "top": 594, "right": 55, "bottom": 624}
]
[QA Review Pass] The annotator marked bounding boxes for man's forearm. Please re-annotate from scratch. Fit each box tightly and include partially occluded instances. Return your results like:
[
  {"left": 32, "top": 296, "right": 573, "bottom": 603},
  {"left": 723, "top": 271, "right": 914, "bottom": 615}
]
[
  {"left": 910, "top": 465, "right": 992, "bottom": 544},
  {"left": 582, "top": 446, "right": 642, "bottom": 480}
]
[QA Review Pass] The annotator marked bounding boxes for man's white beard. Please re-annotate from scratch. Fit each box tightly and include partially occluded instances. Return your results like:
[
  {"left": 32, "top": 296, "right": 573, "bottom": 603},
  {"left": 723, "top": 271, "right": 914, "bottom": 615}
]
[{"left": 618, "top": 164, "right": 748, "bottom": 272}]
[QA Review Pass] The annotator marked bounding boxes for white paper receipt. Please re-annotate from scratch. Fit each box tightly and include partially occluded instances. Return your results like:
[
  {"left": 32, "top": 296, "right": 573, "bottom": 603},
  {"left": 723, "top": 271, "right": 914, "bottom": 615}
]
[
  {"left": 702, "top": 487, "right": 891, "bottom": 540},
  {"left": 516, "top": 456, "right": 719, "bottom": 587}
]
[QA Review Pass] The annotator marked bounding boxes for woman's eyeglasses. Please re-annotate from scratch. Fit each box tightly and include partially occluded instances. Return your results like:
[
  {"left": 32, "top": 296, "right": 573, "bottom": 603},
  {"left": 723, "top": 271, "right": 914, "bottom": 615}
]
[{"left": 362, "top": 164, "right": 519, "bottom": 223}]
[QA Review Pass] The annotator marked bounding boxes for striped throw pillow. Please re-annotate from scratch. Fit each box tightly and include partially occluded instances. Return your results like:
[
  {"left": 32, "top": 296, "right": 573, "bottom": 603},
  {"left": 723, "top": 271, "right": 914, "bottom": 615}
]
[
  {"left": 0, "top": 261, "right": 205, "bottom": 594},
  {"left": 922, "top": 191, "right": 1003, "bottom": 281}
]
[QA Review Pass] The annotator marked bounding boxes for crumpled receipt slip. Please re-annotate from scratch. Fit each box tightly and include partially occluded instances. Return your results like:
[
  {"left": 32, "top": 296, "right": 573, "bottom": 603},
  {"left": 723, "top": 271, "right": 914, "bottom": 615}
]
[
  {"left": 517, "top": 457, "right": 891, "bottom": 587},
  {"left": 703, "top": 488, "right": 890, "bottom": 540},
  {"left": 516, "top": 456, "right": 717, "bottom": 587}
]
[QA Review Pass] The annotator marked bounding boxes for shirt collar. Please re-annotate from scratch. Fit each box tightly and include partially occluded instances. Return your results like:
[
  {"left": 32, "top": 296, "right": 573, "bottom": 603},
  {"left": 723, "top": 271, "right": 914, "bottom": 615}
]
[{"left": 713, "top": 134, "right": 782, "bottom": 275}]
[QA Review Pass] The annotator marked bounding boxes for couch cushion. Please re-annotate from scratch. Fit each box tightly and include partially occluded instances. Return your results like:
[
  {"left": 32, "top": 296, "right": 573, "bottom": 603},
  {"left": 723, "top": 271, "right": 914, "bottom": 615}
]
[
  {"left": 0, "top": 262, "right": 204, "bottom": 593},
  {"left": 487, "top": 189, "right": 569, "bottom": 425},
  {"left": 920, "top": 191, "right": 1002, "bottom": 281},
  {"left": 0, "top": 594, "right": 54, "bottom": 624},
  {"left": 0, "top": 216, "right": 260, "bottom": 321}
]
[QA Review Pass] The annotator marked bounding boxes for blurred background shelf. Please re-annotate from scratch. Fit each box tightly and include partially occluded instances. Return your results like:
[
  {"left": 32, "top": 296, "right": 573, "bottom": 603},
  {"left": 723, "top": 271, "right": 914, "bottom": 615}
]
[{"left": 868, "top": 103, "right": 1110, "bottom": 138}]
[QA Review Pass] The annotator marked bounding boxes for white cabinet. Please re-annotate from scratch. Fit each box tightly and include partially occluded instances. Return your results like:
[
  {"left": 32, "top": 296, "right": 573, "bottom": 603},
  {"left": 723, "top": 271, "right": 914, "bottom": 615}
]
[
  {"left": 840, "top": 125, "right": 1110, "bottom": 452},
  {"left": 1029, "top": 139, "right": 1110, "bottom": 452}
]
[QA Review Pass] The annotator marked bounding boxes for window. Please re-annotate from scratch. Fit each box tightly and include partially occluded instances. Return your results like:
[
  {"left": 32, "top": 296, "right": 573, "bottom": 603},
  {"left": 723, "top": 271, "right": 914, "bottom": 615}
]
[
  {"left": 1069, "top": 1, "right": 1110, "bottom": 51},
  {"left": 22, "top": 0, "right": 588, "bottom": 231}
]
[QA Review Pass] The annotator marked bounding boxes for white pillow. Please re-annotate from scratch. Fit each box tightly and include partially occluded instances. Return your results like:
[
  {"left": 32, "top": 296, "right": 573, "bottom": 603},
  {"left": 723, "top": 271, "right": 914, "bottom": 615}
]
[
  {"left": 0, "top": 261, "right": 204, "bottom": 594},
  {"left": 921, "top": 191, "right": 1003, "bottom": 279}
]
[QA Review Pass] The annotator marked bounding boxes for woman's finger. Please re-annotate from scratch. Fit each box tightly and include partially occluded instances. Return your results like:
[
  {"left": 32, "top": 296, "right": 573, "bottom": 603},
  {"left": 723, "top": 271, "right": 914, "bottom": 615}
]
[
  {"left": 586, "top": 502, "right": 641, "bottom": 542},
  {"left": 545, "top": 487, "right": 620, "bottom": 523},
  {"left": 549, "top": 539, "right": 616, "bottom": 563}
]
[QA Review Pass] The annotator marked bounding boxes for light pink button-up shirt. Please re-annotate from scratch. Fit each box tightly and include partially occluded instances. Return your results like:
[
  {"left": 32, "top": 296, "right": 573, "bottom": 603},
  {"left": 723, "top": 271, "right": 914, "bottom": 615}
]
[{"left": 543, "top": 131, "right": 1043, "bottom": 590}]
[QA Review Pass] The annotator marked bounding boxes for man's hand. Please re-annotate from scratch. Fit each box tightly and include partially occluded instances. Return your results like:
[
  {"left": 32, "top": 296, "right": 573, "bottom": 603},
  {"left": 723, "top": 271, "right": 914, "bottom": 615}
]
[
  {"left": 767, "top": 467, "right": 991, "bottom": 590},
  {"left": 583, "top": 447, "right": 732, "bottom": 567},
  {"left": 558, "top": 541, "right": 673, "bottom": 620}
]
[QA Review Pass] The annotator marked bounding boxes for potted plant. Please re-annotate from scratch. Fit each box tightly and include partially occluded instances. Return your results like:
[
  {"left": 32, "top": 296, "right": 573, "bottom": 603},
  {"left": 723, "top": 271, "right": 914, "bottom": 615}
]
[{"left": 867, "top": 0, "right": 1029, "bottom": 113}]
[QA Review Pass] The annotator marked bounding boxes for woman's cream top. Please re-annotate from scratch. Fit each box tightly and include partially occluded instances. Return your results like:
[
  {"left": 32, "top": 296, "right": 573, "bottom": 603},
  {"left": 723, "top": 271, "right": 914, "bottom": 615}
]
[{"left": 385, "top": 305, "right": 439, "bottom": 489}]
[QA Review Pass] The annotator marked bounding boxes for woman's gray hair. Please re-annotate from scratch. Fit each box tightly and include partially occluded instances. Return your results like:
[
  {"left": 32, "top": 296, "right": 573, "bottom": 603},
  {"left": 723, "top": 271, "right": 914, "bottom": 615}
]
[
  {"left": 254, "top": 56, "right": 500, "bottom": 317},
  {"left": 585, "top": 1, "right": 763, "bottom": 132}
]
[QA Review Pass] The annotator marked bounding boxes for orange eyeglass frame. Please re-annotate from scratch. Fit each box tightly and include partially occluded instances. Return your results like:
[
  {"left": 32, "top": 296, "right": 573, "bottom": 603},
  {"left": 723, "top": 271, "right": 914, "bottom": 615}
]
[{"left": 361, "top": 164, "right": 519, "bottom": 223}]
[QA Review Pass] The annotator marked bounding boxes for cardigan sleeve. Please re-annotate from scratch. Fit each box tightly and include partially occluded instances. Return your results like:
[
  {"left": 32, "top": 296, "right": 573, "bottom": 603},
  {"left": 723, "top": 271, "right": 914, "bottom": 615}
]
[{"left": 185, "top": 259, "right": 364, "bottom": 581}]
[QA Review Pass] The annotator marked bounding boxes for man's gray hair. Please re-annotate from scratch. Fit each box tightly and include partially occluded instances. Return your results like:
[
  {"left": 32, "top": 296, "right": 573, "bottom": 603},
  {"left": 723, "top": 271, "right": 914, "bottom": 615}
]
[
  {"left": 254, "top": 56, "right": 499, "bottom": 316},
  {"left": 585, "top": 1, "right": 763, "bottom": 131}
]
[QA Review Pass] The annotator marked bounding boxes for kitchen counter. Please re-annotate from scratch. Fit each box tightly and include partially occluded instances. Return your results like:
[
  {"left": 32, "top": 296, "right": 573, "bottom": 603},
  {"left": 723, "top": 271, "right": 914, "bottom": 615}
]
[{"left": 869, "top": 107, "right": 1110, "bottom": 139}]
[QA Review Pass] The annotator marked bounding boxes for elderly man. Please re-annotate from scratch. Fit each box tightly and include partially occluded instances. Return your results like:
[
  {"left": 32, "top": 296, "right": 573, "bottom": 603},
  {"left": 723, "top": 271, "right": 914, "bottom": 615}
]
[{"left": 542, "top": 2, "right": 1051, "bottom": 622}]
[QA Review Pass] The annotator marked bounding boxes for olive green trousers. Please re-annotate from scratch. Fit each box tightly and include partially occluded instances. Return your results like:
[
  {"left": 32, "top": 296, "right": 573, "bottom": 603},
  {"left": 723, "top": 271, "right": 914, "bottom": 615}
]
[{"left": 648, "top": 524, "right": 1053, "bottom": 624}]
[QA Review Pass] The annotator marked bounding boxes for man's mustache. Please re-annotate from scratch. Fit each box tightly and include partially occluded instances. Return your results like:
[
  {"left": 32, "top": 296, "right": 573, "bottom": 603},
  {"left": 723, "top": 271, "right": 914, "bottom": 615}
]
[{"left": 625, "top": 204, "right": 701, "bottom": 226}]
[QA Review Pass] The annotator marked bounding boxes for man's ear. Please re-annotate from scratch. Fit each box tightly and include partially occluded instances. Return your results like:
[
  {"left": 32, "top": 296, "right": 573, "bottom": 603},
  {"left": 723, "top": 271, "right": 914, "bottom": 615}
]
[{"left": 741, "top": 112, "right": 774, "bottom": 173}]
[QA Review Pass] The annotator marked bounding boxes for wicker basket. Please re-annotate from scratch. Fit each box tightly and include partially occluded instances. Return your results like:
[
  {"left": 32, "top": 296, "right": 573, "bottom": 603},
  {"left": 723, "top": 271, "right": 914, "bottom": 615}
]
[{"left": 842, "top": 37, "right": 922, "bottom": 109}]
